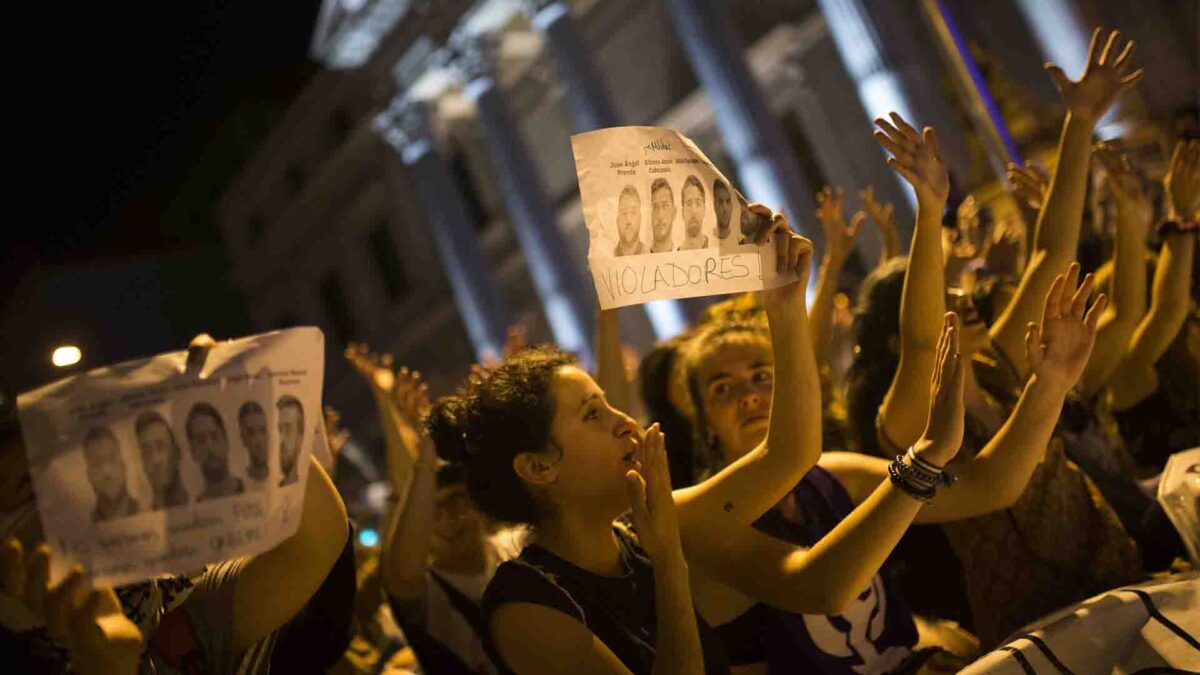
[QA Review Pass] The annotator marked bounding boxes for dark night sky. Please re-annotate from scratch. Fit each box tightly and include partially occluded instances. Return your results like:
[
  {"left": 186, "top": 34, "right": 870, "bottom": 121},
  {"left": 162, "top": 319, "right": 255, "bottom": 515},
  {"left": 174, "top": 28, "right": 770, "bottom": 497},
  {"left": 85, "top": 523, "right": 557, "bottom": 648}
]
[
  {"left": 3, "top": 1, "right": 322, "bottom": 393},
  {"left": 22, "top": 1, "right": 321, "bottom": 256}
]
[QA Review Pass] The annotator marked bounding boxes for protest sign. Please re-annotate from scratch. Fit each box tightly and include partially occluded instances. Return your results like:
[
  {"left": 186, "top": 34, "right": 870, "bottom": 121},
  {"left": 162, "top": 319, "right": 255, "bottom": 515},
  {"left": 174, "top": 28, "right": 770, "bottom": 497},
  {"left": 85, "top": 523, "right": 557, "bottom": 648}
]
[
  {"left": 16, "top": 327, "right": 325, "bottom": 586},
  {"left": 572, "top": 126, "right": 797, "bottom": 309}
]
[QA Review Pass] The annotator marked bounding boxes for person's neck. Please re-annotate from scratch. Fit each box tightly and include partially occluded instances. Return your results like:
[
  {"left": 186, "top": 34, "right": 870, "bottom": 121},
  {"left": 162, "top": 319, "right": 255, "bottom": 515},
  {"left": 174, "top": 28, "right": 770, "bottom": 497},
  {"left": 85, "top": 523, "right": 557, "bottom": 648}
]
[
  {"left": 536, "top": 505, "right": 623, "bottom": 577},
  {"left": 651, "top": 235, "right": 672, "bottom": 252},
  {"left": 683, "top": 231, "right": 704, "bottom": 245},
  {"left": 617, "top": 239, "right": 640, "bottom": 255},
  {"left": 433, "top": 540, "right": 490, "bottom": 577},
  {"left": 98, "top": 489, "right": 130, "bottom": 514},
  {"left": 246, "top": 460, "right": 269, "bottom": 481},
  {"left": 154, "top": 476, "right": 183, "bottom": 505}
]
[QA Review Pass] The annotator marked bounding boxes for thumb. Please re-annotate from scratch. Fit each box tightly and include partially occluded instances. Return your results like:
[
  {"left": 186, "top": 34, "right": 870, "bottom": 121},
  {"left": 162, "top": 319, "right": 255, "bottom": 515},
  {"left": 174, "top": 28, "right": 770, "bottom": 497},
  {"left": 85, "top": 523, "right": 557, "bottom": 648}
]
[{"left": 1045, "top": 64, "right": 1070, "bottom": 93}]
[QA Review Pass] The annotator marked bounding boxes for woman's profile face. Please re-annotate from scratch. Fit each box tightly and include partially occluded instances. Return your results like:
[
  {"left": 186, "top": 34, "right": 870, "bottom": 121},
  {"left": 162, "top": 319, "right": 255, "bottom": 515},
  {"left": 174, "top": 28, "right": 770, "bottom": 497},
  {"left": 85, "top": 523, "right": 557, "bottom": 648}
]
[
  {"left": 694, "top": 340, "right": 774, "bottom": 462},
  {"left": 431, "top": 484, "right": 484, "bottom": 560},
  {"left": 546, "top": 366, "right": 643, "bottom": 513}
]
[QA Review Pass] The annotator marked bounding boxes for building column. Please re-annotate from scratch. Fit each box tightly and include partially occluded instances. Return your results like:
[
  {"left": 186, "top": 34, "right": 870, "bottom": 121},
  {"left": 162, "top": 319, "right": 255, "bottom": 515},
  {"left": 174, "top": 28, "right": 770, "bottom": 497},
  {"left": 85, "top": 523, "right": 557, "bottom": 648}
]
[
  {"left": 525, "top": 0, "right": 687, "bottom": 341},
  {"left": 660, "top": 0, "right": 817, "bottom": 236},
  {"left": 375, "top": 97, "right": 508, "bottom": 361},
  {"left": 451, "top": 32, "right": 594, "bottom": 364}
]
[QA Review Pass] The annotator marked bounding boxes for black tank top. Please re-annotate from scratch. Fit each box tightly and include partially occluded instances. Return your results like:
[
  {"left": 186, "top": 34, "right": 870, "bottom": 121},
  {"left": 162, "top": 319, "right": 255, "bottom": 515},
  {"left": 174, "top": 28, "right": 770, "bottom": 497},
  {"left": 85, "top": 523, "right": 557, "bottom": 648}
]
[{"left": 482, "top": 525, "right": 730, "bottom": 674}]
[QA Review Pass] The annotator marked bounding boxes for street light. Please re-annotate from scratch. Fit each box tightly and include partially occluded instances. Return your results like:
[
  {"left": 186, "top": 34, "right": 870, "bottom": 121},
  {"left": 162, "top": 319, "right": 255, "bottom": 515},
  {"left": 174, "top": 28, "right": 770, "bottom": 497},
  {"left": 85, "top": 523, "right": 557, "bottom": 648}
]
[{"left": 51, "top": 345, "right": 82, "bottom": 368}]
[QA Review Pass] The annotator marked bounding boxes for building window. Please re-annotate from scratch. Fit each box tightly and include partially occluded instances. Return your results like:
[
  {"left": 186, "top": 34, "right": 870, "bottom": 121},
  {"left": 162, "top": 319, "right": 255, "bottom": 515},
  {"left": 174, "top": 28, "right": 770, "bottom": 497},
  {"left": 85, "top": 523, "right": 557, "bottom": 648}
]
[
  {"left": 319, "top": 272, "right": 355, "bottom": 346},
  {"left": 285, "top": 161, "right": 308, "bottom": 195},
  {"left": 247, "top": 214, "right": 266, "bottom": 247},
  {"left": 329, "top": 106, "right": 352, "bottom": 144},
  {"left": 368, "top": 222, "right": 409, "bottom": 300}
]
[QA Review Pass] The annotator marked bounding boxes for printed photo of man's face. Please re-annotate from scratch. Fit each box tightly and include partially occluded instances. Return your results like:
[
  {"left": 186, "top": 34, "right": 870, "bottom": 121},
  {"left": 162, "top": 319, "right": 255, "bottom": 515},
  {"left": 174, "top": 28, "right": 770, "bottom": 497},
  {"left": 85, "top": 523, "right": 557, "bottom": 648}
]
[
  {"left": 277, "top": 397, "right": 304, "bottom": 485},
  {"left": 136, "top": 416, "right": 178, "bottom": 493},
  {"left": 186, "top": 406, "right": 231, "bottom": 485},
  {"left": 681, "top": 179, "right": 705, "bottom": 238},
  {"left": 714, "top": 181, "right": 733, "bottom": 238},
  {"left": 238, "top": 403, "right": 269, "bottom": 471},
  {"left": 617, "top": 188, "right": 641, "bottom": 245},
  {"left": 83, "top": 428, "right": 127, "bottom": 504},
  {"left": 651, "top": 181, "right": 675, "bottom": 244}
]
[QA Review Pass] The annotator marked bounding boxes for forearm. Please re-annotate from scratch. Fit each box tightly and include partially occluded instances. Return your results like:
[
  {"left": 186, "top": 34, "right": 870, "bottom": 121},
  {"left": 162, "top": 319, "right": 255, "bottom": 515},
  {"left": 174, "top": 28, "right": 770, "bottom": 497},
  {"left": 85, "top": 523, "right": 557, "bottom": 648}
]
[
  {"left": 1120, "top": 232, "right": 1195, "bottom": 374},
  {"left": 764, "top": 303, "right": 822, "bottom": 484},
  {"left": 921, "top": 376, "right": 1067, "bottom": 521},
  {"left": 782, "top": 483, "right": 923, "bottom": 613},
  {"left": 594, "top": 309, "right": 633, "bottom": 414},
  {"left": 880, "top": 197, "right": 945, "bottom": 447},
  {"left": 651, "top": 553, "right": 703, "bottom": 675},
  {"left": 810, "top": 253, "right": 847, "bottom": 367},
  {"left": 1033, "top": 115, "right": 1094, "bottom": 258},
  {"left": 372, "top": 391, "right": 419, "bottom": 491},
  {"left": 232, "top": 458, "right": 348, "bottom": 651},
  {"left": 1078, "top": 215, "right": 1146, "bottom": 395},
  {"left": 381, "top": 462, "right": 437, "bottom": 600}
]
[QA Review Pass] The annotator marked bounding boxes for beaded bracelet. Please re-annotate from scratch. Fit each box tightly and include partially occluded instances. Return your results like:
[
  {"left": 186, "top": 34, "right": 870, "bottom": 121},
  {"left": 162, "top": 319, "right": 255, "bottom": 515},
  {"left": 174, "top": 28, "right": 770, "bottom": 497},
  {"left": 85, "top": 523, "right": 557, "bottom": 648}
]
[
  {"left": 905, "top": 447, "right": 958, "bottom": 488},
  {"left": 894, "top": 455, "right": 940, "bottom": 489},
  {"left": 888, "top": 459, "right": 936, "bottom": 502}
]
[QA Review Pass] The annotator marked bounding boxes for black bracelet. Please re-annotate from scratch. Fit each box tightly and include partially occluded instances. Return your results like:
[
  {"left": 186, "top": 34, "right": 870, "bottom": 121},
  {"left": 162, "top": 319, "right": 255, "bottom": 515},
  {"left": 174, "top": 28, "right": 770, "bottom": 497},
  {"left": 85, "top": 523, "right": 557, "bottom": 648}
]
[
  {"left": 900, "top": 450, "right": 958, "bottom": 488},
  {"left": 1156, "top": 220, "right": 1199, "bottom": 238},
  {"left": 892, "top": 454, "right": 936, "bottom": 485},
  {"left": 888, "top": 459, "right": 936, "bottom": 502}
]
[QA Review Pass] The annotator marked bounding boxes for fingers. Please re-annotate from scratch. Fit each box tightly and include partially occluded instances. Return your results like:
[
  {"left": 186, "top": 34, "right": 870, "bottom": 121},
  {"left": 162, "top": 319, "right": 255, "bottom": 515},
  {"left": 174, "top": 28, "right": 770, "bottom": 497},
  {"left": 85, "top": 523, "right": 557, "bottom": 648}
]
[
  {"left": 848, "top": 211, "right": 867, "bottom": 237},
  {"left": 624, "top": 470, "right": 649, "bottom": 525},
  {"left": 0, "top": 538, "right": 24, "bottom": 599},
  {"left": 1084, "top": 293, "right": 1108, "bottom": 329},
  {"left": 25, "top": 545, "right": 50, "bottom": 620},
  {"left": 1043, "top": 271, "right": 1068, "bottom": 325},
  {"left": 1045, "top": 64, "right": 1069, "bottom": 94},
  {"left": 1112, "top": 39, "right": 1134, "bottom": 68},
  {"left": 890, "top": 112, "right": 919, "bottom": 142},
  {"left": 1119, "top": 69, "right": 1144, "bottom": 86},
  {"left": 1060, "top": 263, "right": 1081, "bottom": 317},
  {"left": 873, "top": 131, "right": 911, "bottom": 161},
  {"left": 886, "top": 158, "right": 922, "bottom": 187},
  {"left": 924, "top": 126, "right": 941, "bottom": 160},
  {"left": 46, "top": 568, "right": 90, "bottom": 647},
  {"left": 1098, "top": 29, "right": 1120, "bottom": 65},
  {"left": 1070, "top": 272, "right": 1095, "bottom": 319},
  {"left": 1085, "top": 27, "right": 1102, "bottom": 67},
  {"left": 1025, "top": 322, "right": 1044, "bottom": 373}
]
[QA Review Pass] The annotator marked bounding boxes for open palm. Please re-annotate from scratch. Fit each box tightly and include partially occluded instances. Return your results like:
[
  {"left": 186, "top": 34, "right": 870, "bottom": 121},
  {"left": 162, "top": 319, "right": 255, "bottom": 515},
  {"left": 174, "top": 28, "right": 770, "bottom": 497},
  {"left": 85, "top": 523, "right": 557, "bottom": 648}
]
[
  {"left": 815, "top": 186, "right": 863, "bottom": 263},
  {"left": 1026, "top": 263, "right": 1107, "bottom": 391},
  {"left": 874, "top": 112, "right": 949, "bottom": 205},
  {"left": 1046, "top": 28, "right": 1142, "bottom": 124}
]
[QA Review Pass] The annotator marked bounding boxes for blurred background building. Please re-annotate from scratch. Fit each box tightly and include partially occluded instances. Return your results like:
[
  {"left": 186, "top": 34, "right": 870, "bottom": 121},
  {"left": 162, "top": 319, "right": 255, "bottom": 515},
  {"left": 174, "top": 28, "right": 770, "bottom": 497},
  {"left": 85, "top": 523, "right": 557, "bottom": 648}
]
[{"left": 5, "top": 0, "right": 1196, "bottom": 510}]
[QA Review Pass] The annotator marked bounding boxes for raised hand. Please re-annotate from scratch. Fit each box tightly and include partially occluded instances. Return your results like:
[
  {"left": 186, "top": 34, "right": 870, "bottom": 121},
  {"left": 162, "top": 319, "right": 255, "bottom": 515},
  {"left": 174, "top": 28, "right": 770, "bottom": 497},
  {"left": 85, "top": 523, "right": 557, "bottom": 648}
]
[
  {"left": 860, "top": 185, "right": 900, "bottom": 260},
  {"left": 913, "top": 313, "right": 966, "bottom": 467},
  {"left": 815, "top": 186, "right": 864, "bottom": 263},
  {"left": 1095, "top": 142, "right": 1150, "bottom": 225},
  {"left": 624, "top": 424, "right": 682, "bottom": 562},
  {"left": 1046, "top": 28, "right": 1142, "bottom": 125},
  {"left": 874, "top": 112, "right": 950, "bottom": 205},
  {"left": 0, "top": 539, "right": 142, "bottom": 674},
  {"left": 322, "top": 406, "right": 350, "bottom": 458},
  {"left": 392, "top": 367, "right": 431, "bottom": 430},
  {"left": 345, "top": 343, "right": 396, "bottom": 396},
  {"left": 1006, "top": 161, "right": 1050, "bottom": 211},
  {"left": 753, "top": 203, "right": 815, "bottom": 309},
  {"left": 986, "top": 213, "right": 1025, "bottom": 276},
  {"left": 1025, "top": 263, "right": 1107, "bottom": 392},
  {"left": 1164, "top": 139, "right": 1200, "bottom": 222}
]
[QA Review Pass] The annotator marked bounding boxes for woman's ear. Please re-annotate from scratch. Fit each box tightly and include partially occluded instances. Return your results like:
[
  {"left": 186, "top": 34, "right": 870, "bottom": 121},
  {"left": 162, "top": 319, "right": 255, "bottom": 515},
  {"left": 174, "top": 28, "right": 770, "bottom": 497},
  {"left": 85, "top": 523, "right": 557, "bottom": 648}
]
[{"left": 513, "top": 450, "right": 559, "bottom": 487}]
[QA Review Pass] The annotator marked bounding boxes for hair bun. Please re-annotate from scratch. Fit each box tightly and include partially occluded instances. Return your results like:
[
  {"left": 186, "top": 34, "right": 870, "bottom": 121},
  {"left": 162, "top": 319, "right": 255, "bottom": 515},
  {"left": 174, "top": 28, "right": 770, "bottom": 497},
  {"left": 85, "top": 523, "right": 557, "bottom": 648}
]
[{"left": 427, "top": 395, "right": 470, "bottom": 464}]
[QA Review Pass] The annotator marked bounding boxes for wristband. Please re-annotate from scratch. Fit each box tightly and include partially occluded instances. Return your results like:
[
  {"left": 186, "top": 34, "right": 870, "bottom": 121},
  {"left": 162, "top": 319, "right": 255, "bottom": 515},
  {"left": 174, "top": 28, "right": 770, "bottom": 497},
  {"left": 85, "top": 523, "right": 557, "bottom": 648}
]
[
  {"left": 888, "top": 459, "right": 936, "bottom": 502},
  {"left": 1157, "top": 219, "right": 1198, "bottom": 238}
]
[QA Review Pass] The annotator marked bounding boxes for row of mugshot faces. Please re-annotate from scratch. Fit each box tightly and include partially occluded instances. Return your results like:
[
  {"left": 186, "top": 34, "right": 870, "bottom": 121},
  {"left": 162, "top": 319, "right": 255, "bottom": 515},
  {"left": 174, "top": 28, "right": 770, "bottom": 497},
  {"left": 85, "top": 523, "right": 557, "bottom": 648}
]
[
  {"left": 79, "top": 396, "right": 307, "bottom": 523},
  {"left": 612, "top": 175, "right": 766, "bottom": 257}
]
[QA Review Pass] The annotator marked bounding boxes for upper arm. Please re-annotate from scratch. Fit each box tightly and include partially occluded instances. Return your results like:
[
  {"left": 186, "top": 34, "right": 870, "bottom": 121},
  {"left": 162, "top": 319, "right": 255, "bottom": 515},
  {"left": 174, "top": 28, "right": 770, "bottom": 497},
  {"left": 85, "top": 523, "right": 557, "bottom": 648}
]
[
  {"left": 817, "top": 453, "right": 889, "bottom": 506},
  {"left": 231, "top": 459, "right": 349, "bottom": 653},
  {"left": 673, "top": 445, "right": 801, "bottom": 540},
  {"left": 491, "top": 603, "right": 633, "bottom": 675}
]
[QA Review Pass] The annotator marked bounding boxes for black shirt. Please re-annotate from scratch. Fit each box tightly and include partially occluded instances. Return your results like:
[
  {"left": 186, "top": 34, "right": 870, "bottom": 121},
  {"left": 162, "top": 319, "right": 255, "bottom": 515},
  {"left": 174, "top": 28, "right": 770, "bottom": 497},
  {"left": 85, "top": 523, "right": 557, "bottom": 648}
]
[{"left": 482, "top": 525, "right": 730, "bottom": 674}]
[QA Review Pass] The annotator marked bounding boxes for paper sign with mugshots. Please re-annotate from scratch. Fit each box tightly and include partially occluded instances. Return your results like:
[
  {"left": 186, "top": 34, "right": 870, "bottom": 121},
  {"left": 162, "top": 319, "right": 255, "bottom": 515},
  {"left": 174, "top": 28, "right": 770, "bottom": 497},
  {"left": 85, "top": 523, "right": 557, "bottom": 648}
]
[
  {"left": 16, "top": 327, "right": 326, "bottom": 587},
  {"left": 571, "top": 126, "right": 797, "bottom": 309}
]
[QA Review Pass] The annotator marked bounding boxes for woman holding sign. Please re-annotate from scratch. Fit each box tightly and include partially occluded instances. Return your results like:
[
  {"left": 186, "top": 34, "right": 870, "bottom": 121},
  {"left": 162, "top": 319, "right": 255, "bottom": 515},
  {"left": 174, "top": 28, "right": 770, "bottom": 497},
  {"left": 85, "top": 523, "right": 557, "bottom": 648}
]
[{"left": 428, "top": 211, "right": 927, "bottom": 674}]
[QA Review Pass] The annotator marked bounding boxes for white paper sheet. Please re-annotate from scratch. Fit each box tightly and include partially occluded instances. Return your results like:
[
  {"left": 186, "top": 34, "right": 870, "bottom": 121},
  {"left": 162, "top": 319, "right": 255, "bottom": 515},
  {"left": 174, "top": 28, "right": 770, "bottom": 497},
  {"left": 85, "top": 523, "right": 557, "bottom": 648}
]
[
  {"left": 16, "top": 327, "right": 326, "bottom": 586},
  {"left": 571, "top": 126, "right": 797, "bottom": 309}
]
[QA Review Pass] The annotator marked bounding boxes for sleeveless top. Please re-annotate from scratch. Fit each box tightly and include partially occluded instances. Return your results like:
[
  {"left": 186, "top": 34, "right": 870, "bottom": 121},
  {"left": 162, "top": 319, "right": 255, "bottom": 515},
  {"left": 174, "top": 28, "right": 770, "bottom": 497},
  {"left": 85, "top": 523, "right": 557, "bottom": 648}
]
[
  {"left": 716, "top": 466, "right": 919, "bottom": 673},
  {"left": 482, "top": 525, "right": 731, "bottom": 674}
]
